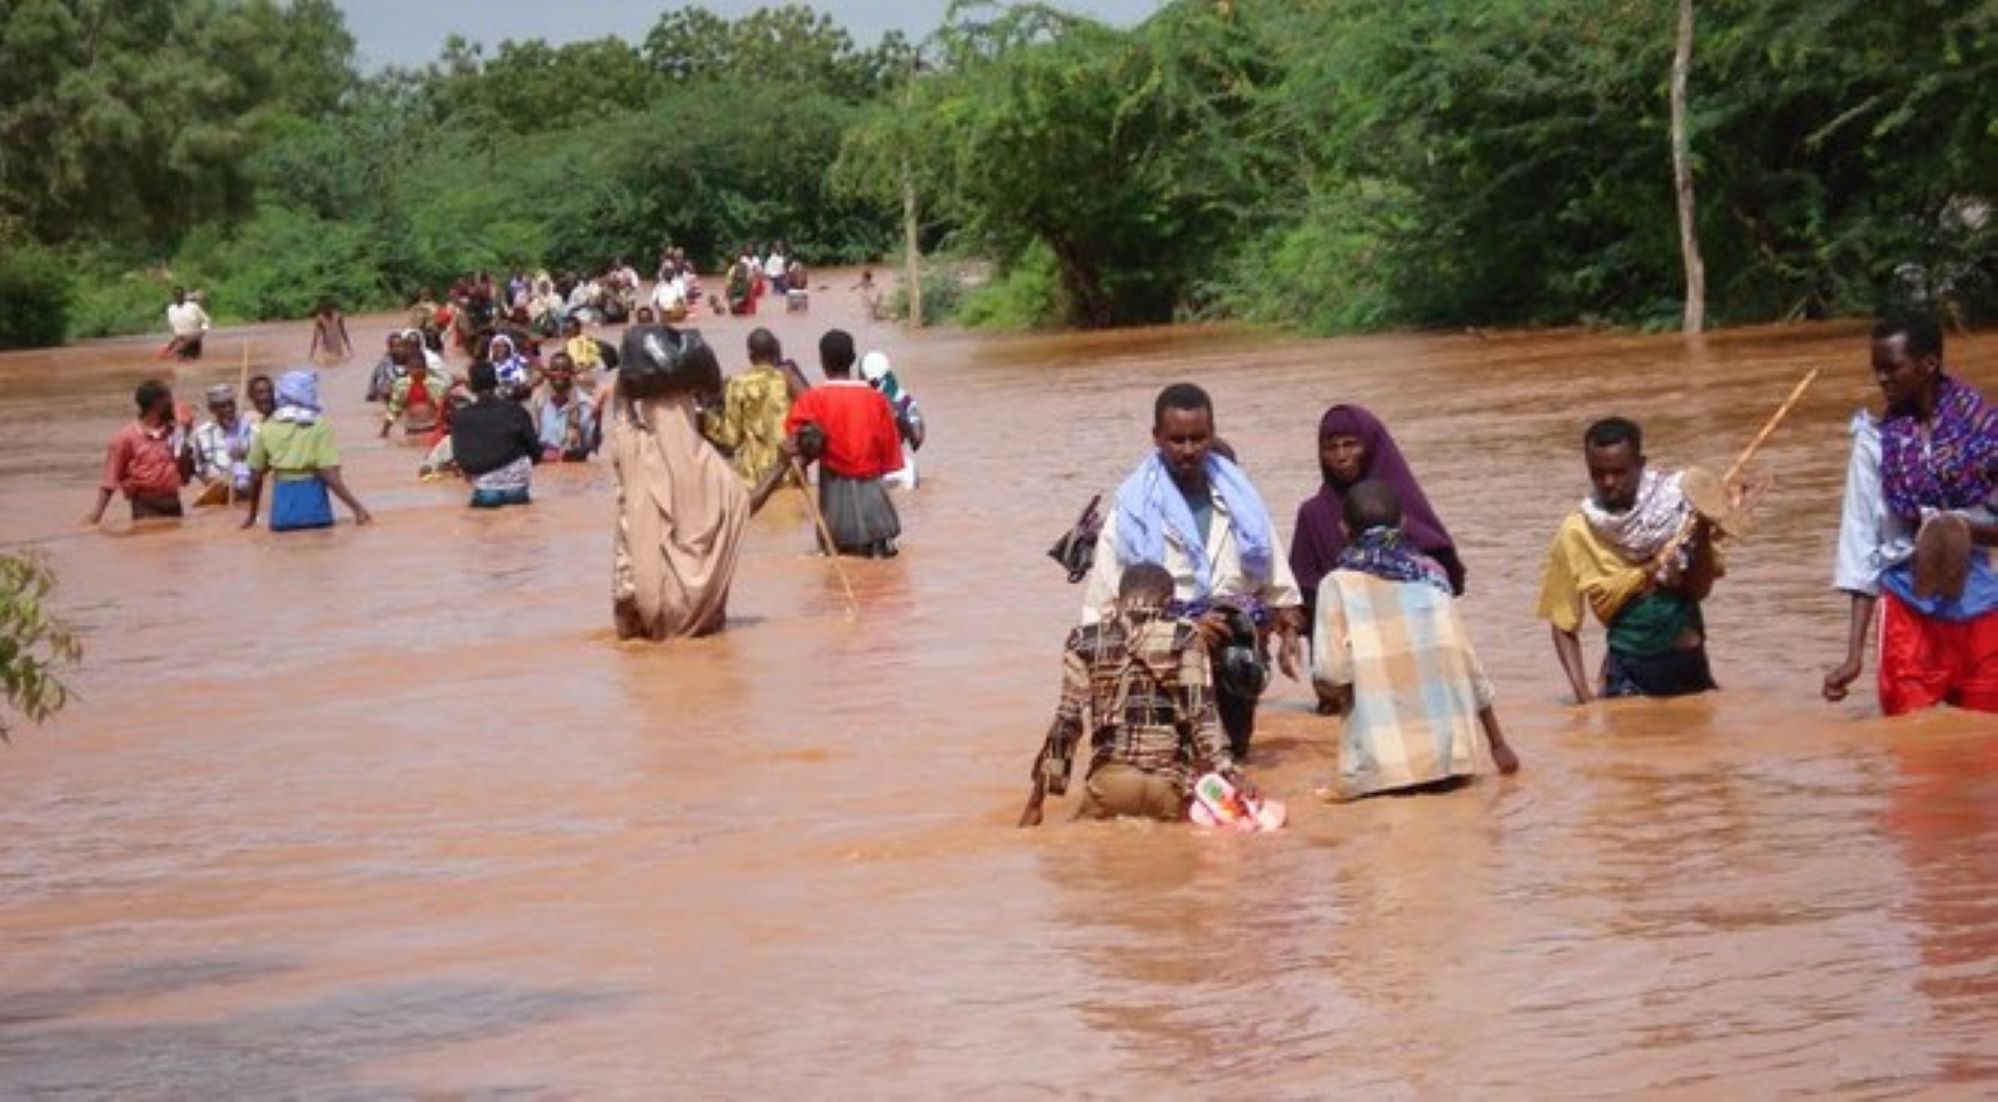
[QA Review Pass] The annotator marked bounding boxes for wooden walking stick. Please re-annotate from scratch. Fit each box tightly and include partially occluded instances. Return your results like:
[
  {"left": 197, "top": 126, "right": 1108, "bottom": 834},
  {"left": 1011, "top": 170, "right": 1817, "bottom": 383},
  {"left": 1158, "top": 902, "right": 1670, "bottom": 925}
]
[
  {"left": 1651, "top": 367, "right": 1819, "bottom": 570},
  {"left": 790, "top": 457, "right": 861, "bottom": 620},
  {"left": 227, "top": 342, "right": 251, "bottom": 506},
  {"left": 1723, "top": 367, "right": 1819, "bottom": 485}
]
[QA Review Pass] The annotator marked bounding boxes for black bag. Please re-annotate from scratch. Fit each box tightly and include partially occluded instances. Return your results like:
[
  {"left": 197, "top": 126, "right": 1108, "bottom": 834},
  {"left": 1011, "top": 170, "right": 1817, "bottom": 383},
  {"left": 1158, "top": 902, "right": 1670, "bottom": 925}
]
[
  {"left": 1047, "top": 494, "right": 1104, "bottom": 584},
  {"left": 618, "top": 324, "right": 718, "bottom": 399}
]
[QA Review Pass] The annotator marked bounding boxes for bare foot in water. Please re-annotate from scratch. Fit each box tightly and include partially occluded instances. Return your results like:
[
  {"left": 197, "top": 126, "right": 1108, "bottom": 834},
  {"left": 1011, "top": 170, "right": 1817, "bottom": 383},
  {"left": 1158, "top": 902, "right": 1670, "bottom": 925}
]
[{"left": 1913, "top": 513, "right": 1972, "bottom": 602}]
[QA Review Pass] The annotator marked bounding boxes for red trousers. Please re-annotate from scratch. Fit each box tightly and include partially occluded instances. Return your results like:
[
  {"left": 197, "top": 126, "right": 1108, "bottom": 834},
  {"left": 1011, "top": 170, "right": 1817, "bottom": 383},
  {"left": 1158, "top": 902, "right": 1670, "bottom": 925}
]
[{"left": 1879, "top": 593, "right": 1998, "bottom": 716}]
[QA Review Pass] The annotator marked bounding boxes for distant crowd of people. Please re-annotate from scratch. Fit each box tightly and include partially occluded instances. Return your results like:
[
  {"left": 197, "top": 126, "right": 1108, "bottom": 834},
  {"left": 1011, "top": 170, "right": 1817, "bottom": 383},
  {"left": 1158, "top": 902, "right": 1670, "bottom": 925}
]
[{"left": 102, "top": 243, "right": 924, "bottom": 600}]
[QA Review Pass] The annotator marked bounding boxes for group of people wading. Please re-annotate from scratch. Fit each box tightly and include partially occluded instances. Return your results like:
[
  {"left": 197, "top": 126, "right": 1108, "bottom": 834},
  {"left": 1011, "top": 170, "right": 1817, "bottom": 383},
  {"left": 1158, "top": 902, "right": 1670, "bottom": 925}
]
[
  {"left": 92, "top": 260, "right": 924, "bottom": 642},
  {"left": 85, "top": 299, "right": 1992, "bottom": 828},
  {"left": 1023, "top": 314, "right": 1995, "bottom": 826}
]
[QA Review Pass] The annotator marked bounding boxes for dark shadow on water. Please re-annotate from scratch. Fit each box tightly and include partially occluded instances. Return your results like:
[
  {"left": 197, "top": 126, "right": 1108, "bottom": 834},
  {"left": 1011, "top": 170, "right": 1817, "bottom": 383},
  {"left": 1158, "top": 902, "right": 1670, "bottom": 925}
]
[
  {"left": 0, "top": 954, "right": 301, "bottom": 1027},
  {"left": 0, "top": 965, "right": 633, "bottom": 1097}
]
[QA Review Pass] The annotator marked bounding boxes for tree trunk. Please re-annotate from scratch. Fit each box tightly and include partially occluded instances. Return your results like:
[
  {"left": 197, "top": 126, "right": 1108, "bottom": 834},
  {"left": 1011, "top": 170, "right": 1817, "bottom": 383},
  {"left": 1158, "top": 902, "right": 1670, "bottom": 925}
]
[
  {"left": 901, "top": 63, "right": 923, "bottom": 329},
  {"left": 902, "top": 158, "right": 922, "bottom": 329},
  {"left": 1670, "top": 0, "right": 1705, "bottom": 333}
]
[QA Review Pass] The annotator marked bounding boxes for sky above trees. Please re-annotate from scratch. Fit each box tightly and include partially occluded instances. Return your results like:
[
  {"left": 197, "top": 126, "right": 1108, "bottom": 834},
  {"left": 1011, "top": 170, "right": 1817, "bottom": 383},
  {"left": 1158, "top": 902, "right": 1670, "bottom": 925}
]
[{"left": 337, "top": 0, "right": 1163, "bottom": 69}]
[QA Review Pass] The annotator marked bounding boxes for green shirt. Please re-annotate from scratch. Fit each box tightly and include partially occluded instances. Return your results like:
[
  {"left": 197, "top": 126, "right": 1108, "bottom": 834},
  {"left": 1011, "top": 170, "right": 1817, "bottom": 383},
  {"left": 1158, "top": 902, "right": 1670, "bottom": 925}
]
[{"left": 248, "top": 419, "right": 339, "bottom": 478}]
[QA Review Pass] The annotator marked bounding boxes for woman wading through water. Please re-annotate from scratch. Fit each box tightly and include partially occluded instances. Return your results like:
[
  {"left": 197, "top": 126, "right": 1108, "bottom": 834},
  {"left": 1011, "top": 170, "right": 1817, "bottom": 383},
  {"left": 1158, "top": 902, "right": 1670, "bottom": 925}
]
[{"left": 608, "top": 325, "right": 782, "bottom": 639}]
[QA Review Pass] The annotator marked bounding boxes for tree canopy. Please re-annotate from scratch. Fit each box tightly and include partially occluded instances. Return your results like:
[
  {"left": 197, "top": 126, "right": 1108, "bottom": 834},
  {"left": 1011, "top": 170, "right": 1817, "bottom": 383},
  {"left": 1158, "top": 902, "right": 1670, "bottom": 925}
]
[{"left": 0, "top": 0, "right": 1988, "bottom": 347}]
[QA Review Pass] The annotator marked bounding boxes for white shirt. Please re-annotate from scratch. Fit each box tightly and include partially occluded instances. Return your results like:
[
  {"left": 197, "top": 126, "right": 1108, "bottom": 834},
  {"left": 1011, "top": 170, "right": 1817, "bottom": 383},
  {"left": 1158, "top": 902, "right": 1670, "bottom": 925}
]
[
  {"left": 764, "top": 254, "right": 787, "bottom": 279},
  {"left": 166, "top": 301, "right": 210, "bottom": 338},
  {"left": 1080, "top": 490, "right": 1303, "bottom": 624},
  {"left": 191, "top": 417, "right": 253, "bottom": 486},
  {"left": 651, "top": 278, "right": 687, "bottom": 312}
]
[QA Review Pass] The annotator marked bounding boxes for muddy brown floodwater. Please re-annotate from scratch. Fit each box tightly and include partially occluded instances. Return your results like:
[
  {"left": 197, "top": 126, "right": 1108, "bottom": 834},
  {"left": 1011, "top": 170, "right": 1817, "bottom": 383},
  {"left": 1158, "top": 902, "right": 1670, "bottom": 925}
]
[{"left": 1, "top": 282, "right": 1993, "bottom": 1097}]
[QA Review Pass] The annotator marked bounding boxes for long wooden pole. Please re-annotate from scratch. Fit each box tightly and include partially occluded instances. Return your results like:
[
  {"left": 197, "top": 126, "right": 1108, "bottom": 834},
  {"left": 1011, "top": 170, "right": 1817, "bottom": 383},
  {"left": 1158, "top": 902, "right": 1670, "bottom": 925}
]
[
  {"left": 1723, "top": 367, "right": 1818, "bottom": 483},
  {"left": 790, "top": 457, "right": 860, "bottom": 620},
  {"left": 1650, "top": 367, "right": 1819, "bottom": 569}
]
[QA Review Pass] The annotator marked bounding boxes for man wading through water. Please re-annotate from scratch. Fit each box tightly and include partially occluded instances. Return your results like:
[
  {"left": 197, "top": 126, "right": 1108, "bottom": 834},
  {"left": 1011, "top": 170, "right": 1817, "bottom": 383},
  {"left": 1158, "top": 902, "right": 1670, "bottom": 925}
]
[
  {"left": 1538, "top": 417, "right": 1731, "bottom": 702},
  {"left": 1080, "top": 383, "right": 1305, "bottom": 760}
]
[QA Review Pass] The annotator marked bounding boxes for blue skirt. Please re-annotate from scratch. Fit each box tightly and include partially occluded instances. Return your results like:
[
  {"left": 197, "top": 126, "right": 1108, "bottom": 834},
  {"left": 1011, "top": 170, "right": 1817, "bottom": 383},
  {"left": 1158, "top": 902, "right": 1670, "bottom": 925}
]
[{"left": 271, "top": 478, "right": 334, "bottom": 531}]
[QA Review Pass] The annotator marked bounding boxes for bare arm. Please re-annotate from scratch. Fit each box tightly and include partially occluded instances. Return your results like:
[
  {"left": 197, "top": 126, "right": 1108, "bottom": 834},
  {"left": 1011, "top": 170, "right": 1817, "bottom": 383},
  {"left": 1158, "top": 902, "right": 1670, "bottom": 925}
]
[
  {"left": 1479, "top": 706, "right": 1519, "bottom": 774},
  {"left": 85, "top": 486, "right": 114, "bottom": 526},
  {"left": 1552, "top": 625, "right": 1594, "bottom": 705},
  {"left": 747, "top": 459, "right": 789, "bottom": 516},
  {"left": 1679, "top": 520, "right": 1719, "bottom": 602},
  {"left": 319, "top": 467, "right": 373, "bottom": 525},
  {"left": 238, "top": 471, "right": 265, "bottom": 529},
  {"left": 1822, "top": 592, "right": 1877, "bottom": 702},
  {"left": 1973, "top": 521, "right": 1998, "bottom": 548}
]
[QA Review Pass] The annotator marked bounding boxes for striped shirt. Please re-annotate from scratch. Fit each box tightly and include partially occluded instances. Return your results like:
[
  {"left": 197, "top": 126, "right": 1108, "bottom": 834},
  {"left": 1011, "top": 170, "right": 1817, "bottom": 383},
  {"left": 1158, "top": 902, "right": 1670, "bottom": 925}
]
[
  {"left": 1313, "top": 569, "right": 1496, "bottom": 799},
  {"left": 1034, "top": 610, "right": 1234, "bottom": 798}
]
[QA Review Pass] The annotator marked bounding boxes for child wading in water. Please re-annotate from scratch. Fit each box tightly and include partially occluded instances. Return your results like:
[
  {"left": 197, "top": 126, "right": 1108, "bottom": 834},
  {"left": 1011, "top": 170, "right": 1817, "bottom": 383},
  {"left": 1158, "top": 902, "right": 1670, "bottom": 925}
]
[{"left": 308, "top": 299, "right": 354, "bottom": 363}]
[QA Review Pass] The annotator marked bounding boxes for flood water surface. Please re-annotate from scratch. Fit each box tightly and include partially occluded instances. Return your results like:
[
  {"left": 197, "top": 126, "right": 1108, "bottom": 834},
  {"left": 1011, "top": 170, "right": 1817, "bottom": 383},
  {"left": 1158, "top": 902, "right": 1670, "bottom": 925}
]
[{"left": 1, "top": 295, "right": 1994, "bottom": 1096}]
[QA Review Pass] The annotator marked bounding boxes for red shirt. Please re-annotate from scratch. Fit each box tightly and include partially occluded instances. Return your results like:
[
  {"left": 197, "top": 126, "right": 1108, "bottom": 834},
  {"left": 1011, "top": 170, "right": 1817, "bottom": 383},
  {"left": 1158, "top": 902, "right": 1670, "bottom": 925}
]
[
  {"left": 101, "top": 420, "right": 184, "bottom": 498},
  {"left": 785, "top": 381, "right": 905, "bottom": 480}
]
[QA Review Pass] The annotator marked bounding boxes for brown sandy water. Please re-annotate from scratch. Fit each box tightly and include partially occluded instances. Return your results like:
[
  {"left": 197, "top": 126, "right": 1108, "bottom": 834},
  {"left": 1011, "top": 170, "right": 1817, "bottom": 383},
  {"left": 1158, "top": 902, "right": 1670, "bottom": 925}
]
[{"left": 0, "top": 285, "right": 1993, "bottom": 1097}]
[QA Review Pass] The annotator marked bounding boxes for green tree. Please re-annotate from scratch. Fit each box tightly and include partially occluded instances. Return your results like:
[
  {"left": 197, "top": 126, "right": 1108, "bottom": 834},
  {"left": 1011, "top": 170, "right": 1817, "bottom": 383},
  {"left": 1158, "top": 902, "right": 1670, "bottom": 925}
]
[{"left": 0, "top": 553, "right": 81, "bottom": 742}]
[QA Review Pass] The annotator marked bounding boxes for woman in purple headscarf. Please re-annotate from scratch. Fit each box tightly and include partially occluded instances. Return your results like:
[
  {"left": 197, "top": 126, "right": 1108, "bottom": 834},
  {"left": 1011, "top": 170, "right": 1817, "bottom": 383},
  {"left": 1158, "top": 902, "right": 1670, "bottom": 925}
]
[{"left": 1290, "top": 405, "right": 1465, "bottom": 622}]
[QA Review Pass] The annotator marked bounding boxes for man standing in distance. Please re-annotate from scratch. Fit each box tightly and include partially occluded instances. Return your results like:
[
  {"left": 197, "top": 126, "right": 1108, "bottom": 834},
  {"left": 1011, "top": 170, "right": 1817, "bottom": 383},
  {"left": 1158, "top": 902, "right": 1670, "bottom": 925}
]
[
  {"left": 1537, "top": 417, "right": 1723, "bottom": 703},
  {"left": 783, "top": 329, "right": 905, "bottom": 557},
  {"left": 164, "top": 287, "right": 210, "bottom": 361},
  {"left": 1080, "top": 383, "right": 1305, "bottom": 760}
]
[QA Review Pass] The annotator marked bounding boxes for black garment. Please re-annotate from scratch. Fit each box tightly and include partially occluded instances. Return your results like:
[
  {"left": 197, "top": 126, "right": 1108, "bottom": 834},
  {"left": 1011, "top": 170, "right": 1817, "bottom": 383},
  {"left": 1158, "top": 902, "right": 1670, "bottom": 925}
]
[
  {"left": 450, "top": 396, "right": 539, "bottom": 477},
  {"left": 130, "top": 493, "right": 184, "bottom": 520},
  {"left": 1217, "top": 685, "right": 1257, "bottom": 762},
  {"left": 1603, "top": 645, "right": 1718, "bottom": 699}
]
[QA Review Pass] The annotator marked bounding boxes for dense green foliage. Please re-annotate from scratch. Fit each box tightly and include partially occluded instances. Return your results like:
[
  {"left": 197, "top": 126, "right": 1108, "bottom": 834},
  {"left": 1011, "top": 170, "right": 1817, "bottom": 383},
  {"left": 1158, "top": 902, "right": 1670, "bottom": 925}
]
[
  {"left": 0, "top": 0, "right": 1989, "bottom": 346},
  {"left": 0, "top": 2, "right": 907, "bottom": 347},
  {"left": 0, "top": 244, "right": 73, "bottom": 348},
  {"left": 0, "top": 552, "right": 81, "bottom": 742}
]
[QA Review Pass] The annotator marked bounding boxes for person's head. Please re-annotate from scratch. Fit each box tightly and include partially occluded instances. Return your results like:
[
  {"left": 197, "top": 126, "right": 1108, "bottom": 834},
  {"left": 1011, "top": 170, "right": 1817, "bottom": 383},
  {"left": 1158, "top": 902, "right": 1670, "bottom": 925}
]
[
  {"left": 819, "top": 329, "right": 857, "bottom": 377},
  {"left": 205, "top": 383, "right": 237, "bottom": 423},
  {"left": 248, "top": 374, "right": 276, "bottom": 416},
  {"left": 1583, "top": 417, "right": 1645, "bottom": 512},
  {"left": 1152, "top": 383, "right": 1215, "bottom": 485},
  {"left": 134, "top": 379, "right": 172, "bottom": 420},
  {"left": 635, "top": 306, "right": 657, "bottom": 325},
  {"left": 1871, "top": 313, "right": 1945, "bottom": 416},
  {"left": 170, "top": 286, "right": 186, "bottom": 306},
  {"left": 860, "top": 351, "right": 892, "bottom": 387},
  {"left": 468, "top": 360, "right": 499, "bottom": 396},
  {"left": 547, "top": 353, "right": 575, "bottom": 393},
  {"left": 1318, "top": 405, "right": 1380, "bottom": 486},
  {"left": 314, "top": 297, "right": 334, "bottom": 317},
  {"left": 1118, "top": 561, "right": 1175, "bottom": 611},
  {"left": 561, "top": 316, "right": 582, "bottom": 339},
  {"left": 386, "top": 332, "right": 406, "bottom": 357},
  {"left": 1342, "top": 478, "right": 1402, "bottom": 535},
  {"left": 747, "top": 327, "right": 780, "bottom": 366}
]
